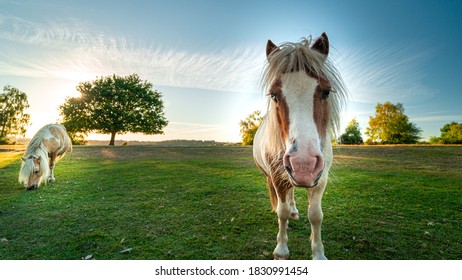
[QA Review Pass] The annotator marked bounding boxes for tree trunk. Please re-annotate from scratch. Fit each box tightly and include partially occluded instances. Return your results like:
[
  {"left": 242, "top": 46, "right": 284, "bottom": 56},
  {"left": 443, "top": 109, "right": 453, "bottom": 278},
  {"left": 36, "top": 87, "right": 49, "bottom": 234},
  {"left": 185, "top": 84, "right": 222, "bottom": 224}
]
[
  {"left": 0, "top": 114, "right": 7, "bottom": 139},
  {"left": 109, "top": 131, "right": 116, "bottom": 145}
]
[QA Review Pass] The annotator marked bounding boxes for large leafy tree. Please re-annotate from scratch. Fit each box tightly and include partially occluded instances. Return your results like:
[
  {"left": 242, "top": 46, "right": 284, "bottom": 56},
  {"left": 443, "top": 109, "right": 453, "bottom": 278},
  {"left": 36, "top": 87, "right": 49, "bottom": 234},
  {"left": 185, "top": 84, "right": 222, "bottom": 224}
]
[
  {"left": 240, "top": 110, "right": 263, "bottom": 145},
  {"left": 59, "top": 74, "right": 168, "bottom": 145},
  {"left": 339, "top": 118, "right": 364, "bottom": 144},
  {"left": 430, "top": 122, "right": 462, "bottom": 144},
  {"left": 0, "top": 85, "right": 30, "bottom": 144},
  {"left": 365, "top": 102, "right": 421, "bottom": 144}
]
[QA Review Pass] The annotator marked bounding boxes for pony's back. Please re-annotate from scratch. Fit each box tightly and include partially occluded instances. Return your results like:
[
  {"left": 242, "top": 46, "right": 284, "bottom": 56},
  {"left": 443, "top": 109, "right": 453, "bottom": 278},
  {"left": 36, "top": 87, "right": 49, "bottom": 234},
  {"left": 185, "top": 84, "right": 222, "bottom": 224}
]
[{"left": 28, "top": 124, "right": 72, "bottom": 155}]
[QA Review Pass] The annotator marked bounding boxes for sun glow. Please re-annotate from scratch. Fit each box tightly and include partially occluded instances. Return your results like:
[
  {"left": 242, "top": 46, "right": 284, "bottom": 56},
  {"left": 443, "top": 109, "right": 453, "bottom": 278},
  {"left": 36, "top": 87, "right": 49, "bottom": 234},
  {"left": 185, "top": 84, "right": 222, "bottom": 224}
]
[{"left": 23, "top": 77, "right": 82, "bottom": 139}]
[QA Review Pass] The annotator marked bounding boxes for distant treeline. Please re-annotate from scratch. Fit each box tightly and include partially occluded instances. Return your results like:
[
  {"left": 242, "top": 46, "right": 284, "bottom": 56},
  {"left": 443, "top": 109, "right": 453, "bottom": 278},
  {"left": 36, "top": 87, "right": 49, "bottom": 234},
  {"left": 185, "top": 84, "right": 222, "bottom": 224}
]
[{"left": 84, "top": 139, "right": 237, "bottom": 147}]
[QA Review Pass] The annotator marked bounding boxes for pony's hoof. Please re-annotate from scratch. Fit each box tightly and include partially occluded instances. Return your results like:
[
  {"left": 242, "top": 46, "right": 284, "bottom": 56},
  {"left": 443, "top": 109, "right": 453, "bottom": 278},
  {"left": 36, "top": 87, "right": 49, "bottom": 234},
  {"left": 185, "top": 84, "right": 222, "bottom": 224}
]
[
  {"left": 273, "top": 253, "right": 289, "bottom": 260},
  {"left": 26, "top": 185, "right": 38, "bottom": 190},
  {"left": 312, "top": 254, "right": 327, "bottom": 260},
  {"left": 48, "top": 177, "right": 56, "bottom": 182},
  {"left": 273, "top": 245, "right": 289, "bottom": 260}
]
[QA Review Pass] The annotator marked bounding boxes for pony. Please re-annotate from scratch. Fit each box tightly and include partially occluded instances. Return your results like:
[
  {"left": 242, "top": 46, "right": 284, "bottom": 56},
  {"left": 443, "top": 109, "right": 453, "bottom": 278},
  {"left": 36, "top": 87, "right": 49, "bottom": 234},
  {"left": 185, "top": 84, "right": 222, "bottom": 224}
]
[
  {"left": 253, "top": 33, "right": 346, "bottom": 260},
  {"left": 19, "top": 124, "right": 72, "bottom": 190}
]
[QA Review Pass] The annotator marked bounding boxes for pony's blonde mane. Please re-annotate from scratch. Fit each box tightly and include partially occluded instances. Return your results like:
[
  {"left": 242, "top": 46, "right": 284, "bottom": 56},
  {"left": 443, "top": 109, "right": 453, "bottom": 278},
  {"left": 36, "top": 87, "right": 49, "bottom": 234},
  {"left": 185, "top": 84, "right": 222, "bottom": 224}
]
[{"left": 261, "top": 37, "right": 347, "bottom": 151}]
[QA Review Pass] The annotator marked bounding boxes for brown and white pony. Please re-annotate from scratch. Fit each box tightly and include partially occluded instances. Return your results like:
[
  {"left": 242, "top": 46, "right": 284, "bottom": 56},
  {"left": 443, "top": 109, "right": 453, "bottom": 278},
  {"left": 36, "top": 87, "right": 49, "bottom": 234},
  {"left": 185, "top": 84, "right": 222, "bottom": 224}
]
[
  {"left": 253, "top": 33, "right": 346, "bottom": 259},
  {"left": 19, "top": 124, "right": 72, "bottom": 190}
]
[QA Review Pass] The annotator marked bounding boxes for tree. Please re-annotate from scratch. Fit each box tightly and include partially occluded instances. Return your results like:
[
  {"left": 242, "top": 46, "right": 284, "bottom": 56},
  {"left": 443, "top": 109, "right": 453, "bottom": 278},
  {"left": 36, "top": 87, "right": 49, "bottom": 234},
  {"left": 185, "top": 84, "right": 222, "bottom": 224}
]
[
  {"left": 339, "top": 118, "right": 363, "bottom": 144},
  {"left": 240, "top": 110, "right": 263, "bottom": 145},
  {"left": 365, "top": 102, "right": 421, "bottom": 144},
  {"left": 0, "top": 85, "right": 30, "bottom": 144},
  {"left": 430, "top": 122, "right": 462, "bottom": 144},
  {"left": 59, "top": 74, "right": 168, "bottom": 145}
]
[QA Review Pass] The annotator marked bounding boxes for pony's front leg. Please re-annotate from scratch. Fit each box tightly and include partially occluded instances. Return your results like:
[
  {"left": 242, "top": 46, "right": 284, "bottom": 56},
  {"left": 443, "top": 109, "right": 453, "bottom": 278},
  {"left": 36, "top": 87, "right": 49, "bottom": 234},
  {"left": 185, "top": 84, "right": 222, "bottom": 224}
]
[
  {"left": 288, "top": 188, "right": 299, "bottom": 220},
  {"left": 274, "top": 190, "right": 292, "bottom": 260},
  {"left": 308, "top": 180, "right": 327, "bottom": 260},
  {"left": 48, "top": 153, "right": 57, "bottom": 182}
]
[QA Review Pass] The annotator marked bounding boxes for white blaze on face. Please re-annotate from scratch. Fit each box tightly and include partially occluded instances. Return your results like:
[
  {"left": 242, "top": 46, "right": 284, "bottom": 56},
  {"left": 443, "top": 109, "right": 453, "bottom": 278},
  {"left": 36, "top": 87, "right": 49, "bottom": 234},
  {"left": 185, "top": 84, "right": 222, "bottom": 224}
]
[
  {"left": 282, "top": 72, "right": 321, "bottom": 151},
  {"left": 281, "top": 71, "right": 324, "bottom": 187}
]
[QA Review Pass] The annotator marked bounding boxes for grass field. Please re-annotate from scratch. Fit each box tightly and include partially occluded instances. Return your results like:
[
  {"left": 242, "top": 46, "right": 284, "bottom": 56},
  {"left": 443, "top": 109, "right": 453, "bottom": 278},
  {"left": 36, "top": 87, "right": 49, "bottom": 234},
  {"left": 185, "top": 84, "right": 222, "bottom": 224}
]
[{"left": 0, "top": 145, "right": 461, "bottom": 260}]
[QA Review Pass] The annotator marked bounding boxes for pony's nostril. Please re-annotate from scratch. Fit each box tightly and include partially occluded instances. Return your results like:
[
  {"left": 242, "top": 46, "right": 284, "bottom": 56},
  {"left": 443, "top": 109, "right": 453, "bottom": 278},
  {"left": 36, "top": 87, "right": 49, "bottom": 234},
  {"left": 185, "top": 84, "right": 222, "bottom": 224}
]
[
  {"left": 314, "top": 156, "right": 324, "bottom": 175},
  {"left": 285, "top": 165, "right": 293, "bottom": 174}
]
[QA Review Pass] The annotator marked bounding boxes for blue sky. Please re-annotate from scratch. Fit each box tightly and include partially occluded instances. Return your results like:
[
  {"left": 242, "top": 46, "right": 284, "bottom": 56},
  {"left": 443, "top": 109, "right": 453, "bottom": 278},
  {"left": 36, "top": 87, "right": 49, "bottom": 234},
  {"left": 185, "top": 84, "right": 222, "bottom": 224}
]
[{"left": 1, "top": 0, "right": 461, "bottom": 142}]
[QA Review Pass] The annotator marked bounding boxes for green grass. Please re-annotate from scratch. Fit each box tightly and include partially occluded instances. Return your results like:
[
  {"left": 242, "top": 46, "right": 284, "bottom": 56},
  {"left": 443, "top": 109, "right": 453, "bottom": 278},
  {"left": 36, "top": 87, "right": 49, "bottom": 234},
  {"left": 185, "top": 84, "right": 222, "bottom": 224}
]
[{"left": 0, "top": 145, "right": 461, "bottom": 260}]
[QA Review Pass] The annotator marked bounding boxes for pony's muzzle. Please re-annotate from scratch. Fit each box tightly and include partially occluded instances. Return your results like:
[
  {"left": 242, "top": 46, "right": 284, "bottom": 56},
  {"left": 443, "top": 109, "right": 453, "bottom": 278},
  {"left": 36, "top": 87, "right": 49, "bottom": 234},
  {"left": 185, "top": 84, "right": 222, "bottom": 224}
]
[
  {"left": 26, "top": 184, "right": 38, "bottom": 190},
  {"left": 283, "top": 152, "right": 324, "bottom": 188}
]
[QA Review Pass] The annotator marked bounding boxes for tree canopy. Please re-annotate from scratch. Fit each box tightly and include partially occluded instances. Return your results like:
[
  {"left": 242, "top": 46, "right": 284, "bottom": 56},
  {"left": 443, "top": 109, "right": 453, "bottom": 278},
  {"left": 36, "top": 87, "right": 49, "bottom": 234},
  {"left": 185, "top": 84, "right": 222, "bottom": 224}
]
[
  {"left": 59, "top": 74, "right": 168, "bottom": 145},
  {"left": 365, "top": 102, "right": 421, "bottom": 144},
  {"left": 0, "top": 85, "right": 30, "bottom": 144},
  {"left": 339, "top": 118, "right": 364, "bottom": 144},
  {"left": 430, "top": 122, "right": 462, "bottom": 144},
  {"left": 240, "top": 110, "right": 263, "bottom": 145}
]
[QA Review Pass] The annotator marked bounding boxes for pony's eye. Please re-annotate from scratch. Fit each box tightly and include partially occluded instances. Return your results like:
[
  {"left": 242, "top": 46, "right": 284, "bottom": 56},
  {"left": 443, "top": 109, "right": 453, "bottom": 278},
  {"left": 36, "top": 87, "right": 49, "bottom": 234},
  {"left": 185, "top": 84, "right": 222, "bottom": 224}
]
[
  {"left": 34, "top": 171, "right": 39, "bottom": 175},
  {"left": 321, "top": 89, "right": 330, "bottom": 100},
  {"left": 270, "top": 92, "right": 278, "bottom": 102}
]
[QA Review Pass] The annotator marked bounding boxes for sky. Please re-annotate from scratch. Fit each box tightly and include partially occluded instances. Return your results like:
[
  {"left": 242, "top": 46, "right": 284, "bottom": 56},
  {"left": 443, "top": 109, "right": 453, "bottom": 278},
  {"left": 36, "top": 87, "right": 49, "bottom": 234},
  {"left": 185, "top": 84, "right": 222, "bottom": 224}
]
[{"left": 1, "top": 0, "right": 461, "bottom": 142}]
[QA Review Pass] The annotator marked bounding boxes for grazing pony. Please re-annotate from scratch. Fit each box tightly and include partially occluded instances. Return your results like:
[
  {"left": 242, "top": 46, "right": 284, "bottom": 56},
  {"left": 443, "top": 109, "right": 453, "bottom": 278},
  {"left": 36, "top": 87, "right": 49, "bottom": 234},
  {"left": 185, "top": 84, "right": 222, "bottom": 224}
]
[
  {"left": 253, "top": 33, "right": 346, "bottom": 259},
  {"left": 19, "top": 124, "right": 72, "bottom": 190}
]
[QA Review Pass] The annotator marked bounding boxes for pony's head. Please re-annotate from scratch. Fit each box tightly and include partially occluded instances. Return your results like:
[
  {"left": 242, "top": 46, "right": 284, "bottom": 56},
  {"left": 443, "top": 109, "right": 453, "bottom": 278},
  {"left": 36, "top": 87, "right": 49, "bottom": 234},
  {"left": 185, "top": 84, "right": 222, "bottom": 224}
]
[
  {"left": 18, "top": 154, "right": 49, "bottom": 190},
  {"left": 263, "top": 33, "right": 346, "bottom": 188}
]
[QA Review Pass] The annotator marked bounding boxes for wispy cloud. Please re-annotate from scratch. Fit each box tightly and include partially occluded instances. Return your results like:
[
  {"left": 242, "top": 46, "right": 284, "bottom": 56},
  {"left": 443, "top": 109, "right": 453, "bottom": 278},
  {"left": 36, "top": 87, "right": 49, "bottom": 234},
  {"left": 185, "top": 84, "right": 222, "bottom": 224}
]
[
  {"left": 335, "top": 42, "right": 436, "bottom": 104},
  {"left": 3, "top": 14, "right": 435, "bottom": 102},
  {"left": 0, "top": 15, "right": 265, "bottom": 93},
  {"left": 411, "top": 114, "right": 462, "bottom": 123}
]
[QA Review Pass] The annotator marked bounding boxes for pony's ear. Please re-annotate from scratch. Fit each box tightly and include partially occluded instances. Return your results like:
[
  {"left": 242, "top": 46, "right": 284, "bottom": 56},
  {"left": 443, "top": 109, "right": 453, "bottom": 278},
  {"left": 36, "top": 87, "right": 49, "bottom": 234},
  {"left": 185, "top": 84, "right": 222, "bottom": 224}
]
[
  {"left": 266, "top": 39, "right": 279, "bottom": 59},
  {"left": 311, "top": 32, "right": 329, "bottom": 56}
]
